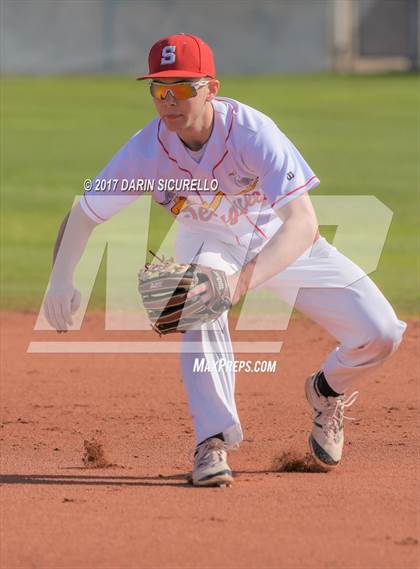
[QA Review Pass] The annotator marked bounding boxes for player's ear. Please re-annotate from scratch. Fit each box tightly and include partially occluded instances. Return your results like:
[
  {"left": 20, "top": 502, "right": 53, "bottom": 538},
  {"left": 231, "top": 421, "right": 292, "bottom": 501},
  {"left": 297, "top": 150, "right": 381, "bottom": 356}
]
[{"left": 206, "top": 79, "right": 220, "bottom": 101}]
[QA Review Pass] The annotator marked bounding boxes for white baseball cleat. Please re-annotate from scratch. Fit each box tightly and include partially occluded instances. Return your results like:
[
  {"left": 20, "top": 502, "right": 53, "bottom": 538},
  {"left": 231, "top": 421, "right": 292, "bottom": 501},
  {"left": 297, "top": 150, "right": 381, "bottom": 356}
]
[
  {"left": 192, "top": 437, "right": 233, "bottom": 487},
  {"left": 305, "top": 373, "right": 359, "bottom": 471}
]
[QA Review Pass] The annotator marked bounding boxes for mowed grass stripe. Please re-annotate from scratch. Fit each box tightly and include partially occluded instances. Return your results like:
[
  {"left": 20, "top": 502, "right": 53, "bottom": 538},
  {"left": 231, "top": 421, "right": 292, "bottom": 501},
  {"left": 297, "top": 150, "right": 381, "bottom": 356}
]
[{"left": 1, "top": 74, "right": 418, "bottom": 314}]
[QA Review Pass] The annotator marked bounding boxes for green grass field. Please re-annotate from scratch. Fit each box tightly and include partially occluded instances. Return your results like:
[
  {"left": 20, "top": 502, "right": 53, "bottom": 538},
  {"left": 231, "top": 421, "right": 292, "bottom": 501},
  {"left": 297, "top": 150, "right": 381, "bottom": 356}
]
[{"left": 1, "top": 74, "right": 418, "bottom": 315}]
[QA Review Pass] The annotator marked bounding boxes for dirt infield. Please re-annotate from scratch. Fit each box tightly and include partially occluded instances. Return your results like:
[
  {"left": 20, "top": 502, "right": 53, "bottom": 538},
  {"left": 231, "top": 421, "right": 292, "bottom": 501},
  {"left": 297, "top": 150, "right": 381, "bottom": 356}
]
[{"left": 1, "top": 311, "right": 418, "bottom": 569}]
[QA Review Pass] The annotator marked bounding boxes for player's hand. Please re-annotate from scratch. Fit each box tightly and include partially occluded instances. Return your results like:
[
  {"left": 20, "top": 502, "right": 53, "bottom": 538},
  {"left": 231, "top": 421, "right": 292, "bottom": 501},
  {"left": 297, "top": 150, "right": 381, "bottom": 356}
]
[
  {"left": 43, "top": 285, "right": 81, "bottom": 333},
  {"left": 186, "top": 281, "right": 212, "bottom": 303},
  {"left": 186, "top": 273, "right": 246, "bottom": 306}
]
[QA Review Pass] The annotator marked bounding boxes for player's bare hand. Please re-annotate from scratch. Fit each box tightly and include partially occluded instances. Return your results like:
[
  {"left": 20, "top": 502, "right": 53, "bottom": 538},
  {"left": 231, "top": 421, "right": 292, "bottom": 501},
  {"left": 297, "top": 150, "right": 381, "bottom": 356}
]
[{"left": 43, "top": 285, "right": 81, "bottom": 332}]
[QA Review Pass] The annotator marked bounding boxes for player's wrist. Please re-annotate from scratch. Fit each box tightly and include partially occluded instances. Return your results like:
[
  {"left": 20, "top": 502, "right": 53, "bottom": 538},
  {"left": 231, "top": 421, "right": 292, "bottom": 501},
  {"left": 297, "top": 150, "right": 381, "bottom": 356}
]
[
  {"left": 49, "top": 276, "right": 74, "bottom": 291},
  {"left": 238, "top": 256, "right": 258, "bottom": 290},
  {"left": 227, "top": 270, "right": 249, "bottom": 305}
]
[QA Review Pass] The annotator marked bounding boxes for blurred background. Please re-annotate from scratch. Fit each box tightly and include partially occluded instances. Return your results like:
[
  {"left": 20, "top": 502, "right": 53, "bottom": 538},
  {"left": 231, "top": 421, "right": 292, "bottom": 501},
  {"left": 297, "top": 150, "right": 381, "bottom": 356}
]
[
  {"left": 1, "top": 0, "right": 419, "bottom": 316},
  {"left": 2, "top": 0, "right": 419, "bottom": 74}
]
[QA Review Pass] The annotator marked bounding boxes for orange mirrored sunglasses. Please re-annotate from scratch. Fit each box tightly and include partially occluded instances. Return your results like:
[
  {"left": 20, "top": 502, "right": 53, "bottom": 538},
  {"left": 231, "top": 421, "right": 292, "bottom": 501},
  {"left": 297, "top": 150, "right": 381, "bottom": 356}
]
[{"left": 149, "top": 79, "right": 209, "bottom": 100}]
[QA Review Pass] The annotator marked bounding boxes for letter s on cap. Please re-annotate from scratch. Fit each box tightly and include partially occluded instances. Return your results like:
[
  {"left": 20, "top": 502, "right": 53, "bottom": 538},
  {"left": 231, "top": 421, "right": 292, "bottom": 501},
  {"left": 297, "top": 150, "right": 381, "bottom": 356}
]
[{"left": 161, "top": 46, "right": 176, "bottom": 65}]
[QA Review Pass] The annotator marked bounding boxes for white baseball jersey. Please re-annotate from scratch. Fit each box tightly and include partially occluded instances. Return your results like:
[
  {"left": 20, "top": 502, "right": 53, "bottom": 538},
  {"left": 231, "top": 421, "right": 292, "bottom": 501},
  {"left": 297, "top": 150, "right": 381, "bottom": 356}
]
[{"left": 80, "top": 97, "right": 319, "bottom": 253}]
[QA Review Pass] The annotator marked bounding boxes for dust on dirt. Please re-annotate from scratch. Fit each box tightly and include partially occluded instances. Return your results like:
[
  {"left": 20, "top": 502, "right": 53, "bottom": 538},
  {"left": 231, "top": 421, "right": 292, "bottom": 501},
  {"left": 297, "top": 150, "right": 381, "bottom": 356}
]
[
  {"left": 82, "top": 438, "right": 113, "bottom": 468},
  {"left": 272, "top": 451, "right": 327, "bottom": 473}
]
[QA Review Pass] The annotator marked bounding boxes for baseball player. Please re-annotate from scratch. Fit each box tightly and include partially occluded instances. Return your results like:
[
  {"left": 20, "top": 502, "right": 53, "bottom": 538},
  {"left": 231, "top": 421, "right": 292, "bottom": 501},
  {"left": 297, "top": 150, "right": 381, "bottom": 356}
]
[{"left": 44, "top": 34, "right": 406, "bottom": 486}]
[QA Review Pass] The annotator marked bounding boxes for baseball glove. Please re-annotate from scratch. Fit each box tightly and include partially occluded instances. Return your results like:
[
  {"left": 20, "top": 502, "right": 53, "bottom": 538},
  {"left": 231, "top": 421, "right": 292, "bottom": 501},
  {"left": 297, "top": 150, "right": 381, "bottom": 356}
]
[{"left": 138, "top": 253, "right": 232, "bottom": 335}]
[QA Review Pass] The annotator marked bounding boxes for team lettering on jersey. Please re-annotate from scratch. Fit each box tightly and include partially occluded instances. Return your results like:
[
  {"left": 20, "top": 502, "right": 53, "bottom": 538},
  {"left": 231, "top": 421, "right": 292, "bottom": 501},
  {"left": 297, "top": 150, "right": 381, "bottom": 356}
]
[
  {"left": 174, "top": 188, "right": 266, "bottom": 228},
  {"left": 169, "top": 174, "right": 261, "bottom": 222}
]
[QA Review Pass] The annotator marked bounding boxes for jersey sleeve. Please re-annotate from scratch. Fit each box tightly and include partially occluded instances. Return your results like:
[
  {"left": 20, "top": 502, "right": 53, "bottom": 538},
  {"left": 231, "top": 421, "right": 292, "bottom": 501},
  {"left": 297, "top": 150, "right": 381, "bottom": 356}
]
[
  {"left": 80, "top": 130, "right": 153, "bottom": 224},
  {"left": 243, "top": 122, "right": 320, "bottom": 210}
]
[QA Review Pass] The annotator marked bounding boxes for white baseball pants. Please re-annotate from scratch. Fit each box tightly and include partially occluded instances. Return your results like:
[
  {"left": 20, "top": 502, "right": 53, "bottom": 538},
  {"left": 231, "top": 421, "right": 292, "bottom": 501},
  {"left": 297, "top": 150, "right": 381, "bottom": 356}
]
[{"left": 175, "top": 231, "right": 406, "bottom": 448}]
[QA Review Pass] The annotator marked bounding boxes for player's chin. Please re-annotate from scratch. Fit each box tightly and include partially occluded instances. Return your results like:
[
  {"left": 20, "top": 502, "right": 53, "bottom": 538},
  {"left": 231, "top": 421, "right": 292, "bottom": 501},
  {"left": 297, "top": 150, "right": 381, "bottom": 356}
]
[{"left": 162, "top": 114, "right": 186, "bottom": 130}]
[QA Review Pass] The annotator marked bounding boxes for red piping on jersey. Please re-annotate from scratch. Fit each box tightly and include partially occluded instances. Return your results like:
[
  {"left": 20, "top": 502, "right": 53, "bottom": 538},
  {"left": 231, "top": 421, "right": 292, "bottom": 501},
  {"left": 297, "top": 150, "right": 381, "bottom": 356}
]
[
  {"left": 211, "top": 102, "right": 267, "bottom": 239},
  {"left": 211, "top": 105, "right": 234, "bottom": 177},
  {"left": 213, "top": 98, "right": 235, "bottom": 141},
  {"left": 156, "top": 119, "right": 205, "bottom": 204},
  {"left": 157, "top": 103, "right": 235, "bottom": 214},
  {"left": 245, "top": 213, "right": 267, "bottom": 238},
  {"left": 270, "top": 175, "right": 319, "bottom": 209},
  {"left": 83, "top": 195, "right": 107, "bottom": 222},
  {"left": 211, "top": 149, "right": 229, "bottom": 178},
  {"left": 157, "top": 120, "right": 194, "bottom": 179}
]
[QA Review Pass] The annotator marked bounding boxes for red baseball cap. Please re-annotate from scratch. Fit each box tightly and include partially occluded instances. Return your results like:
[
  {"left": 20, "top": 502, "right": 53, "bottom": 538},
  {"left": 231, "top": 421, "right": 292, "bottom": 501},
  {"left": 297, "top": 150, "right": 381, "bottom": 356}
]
[{"left": 137, "top": 33, "right": 216, "bottom": 80}]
